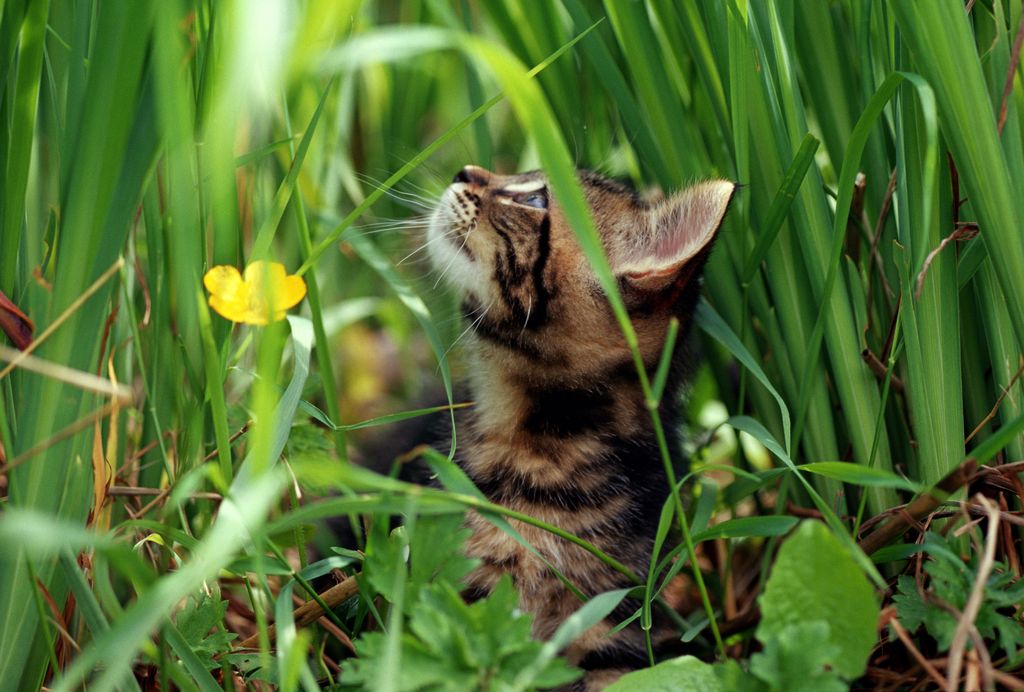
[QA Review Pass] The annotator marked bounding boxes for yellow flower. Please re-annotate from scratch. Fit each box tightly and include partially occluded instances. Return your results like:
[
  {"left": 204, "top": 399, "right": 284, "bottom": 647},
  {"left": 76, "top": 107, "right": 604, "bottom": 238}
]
[{"left": 203, "top": 261, "right": 307, "bottom": 325}]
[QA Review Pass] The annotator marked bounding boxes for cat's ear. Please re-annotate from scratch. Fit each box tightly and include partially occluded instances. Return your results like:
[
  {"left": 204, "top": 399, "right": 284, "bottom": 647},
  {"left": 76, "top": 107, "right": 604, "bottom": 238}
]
[{"left": 616, "top": 180, "right": 735, "bottom": 292}]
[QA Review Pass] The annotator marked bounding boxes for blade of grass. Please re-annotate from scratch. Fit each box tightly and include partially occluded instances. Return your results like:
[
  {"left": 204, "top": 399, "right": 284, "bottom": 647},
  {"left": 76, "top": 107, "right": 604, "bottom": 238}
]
[
  {"left": 1, "top": 0, "right": 49, "bottom": 297},
  {"left": 741, "top": 134, "right": 820, "bottom": 283},
  {"left": 249, "top": 78, "right": 335, "bottom": 262},
  {"left": 696, "top": 300, "right": 791, "bottom": 453},
  {"left": 894, "top": 1, "right": 1024, "bottom": 348},
  {"left": 284, "top": 93, "right": 348, "bottom": 462}
]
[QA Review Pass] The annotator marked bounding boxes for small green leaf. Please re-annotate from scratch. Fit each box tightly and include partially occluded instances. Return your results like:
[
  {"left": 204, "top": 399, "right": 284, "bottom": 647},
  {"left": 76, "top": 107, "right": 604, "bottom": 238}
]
[
  {"left": 893, "top": 532, "right": 1024, "bottom": 658},
  {"left": 364, "top": 526, "right": 409, "bottom": 604},
  {"left": 407, "top": 514, "right": 477, "bottom": 598},
  {"left": 173, "top": 595, "right": 236, "bottom": 672},
  {"left": 869, "top": 543, "right": 923, "bottom": 564}
]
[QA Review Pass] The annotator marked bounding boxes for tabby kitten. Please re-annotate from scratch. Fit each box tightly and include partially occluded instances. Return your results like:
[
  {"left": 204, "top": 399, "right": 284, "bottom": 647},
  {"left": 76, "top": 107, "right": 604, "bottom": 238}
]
[{"left": 427, "top": 165, "right": 734, "bottom": 689}]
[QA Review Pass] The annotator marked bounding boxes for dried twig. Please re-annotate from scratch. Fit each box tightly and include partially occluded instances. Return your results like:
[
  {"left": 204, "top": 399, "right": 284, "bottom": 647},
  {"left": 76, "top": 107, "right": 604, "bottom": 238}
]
[
  {"left": 862, "top": 348, "right": 906, "bottom": 394},
  {"left": 291, "top": 591, "right": 355, "bottom": 655},
  {"left": 128, "top": 425, "right": 249, "bottom": 517},
  {"left": 236, "top": 574, "right": 359, "bottom": 651},
  {"left": 991, "top": 669, "right": 1024, "bottom": 690},
  {"left": 865, "top": 169, "right": 899, "bottom": 312},
  {"left": 1, "top": 402, "right": 118, "bottom": 476},
  {"left": 914, "top": 224, "right": 978, "bottom": 300},
  {"left": 845, "top": 172, "right": 868, "bottom": 264},
  {"left": 886, "top": 612, "right": 948, "bottom": 689},
  {"left": 858, "top": 460, "right": 976, "bottom": 556},
  {"left": 107, "top": 486, "right": 222, "bottom": 500},
  {"left": 965, "top": 355, "right": 1024, "bottom": 444},
  {"left": 956, "top": 499, "right": 1024, "bottom": 528},
  {"left": 945, "top": 496, "right": 1000, "bottom": 692}
]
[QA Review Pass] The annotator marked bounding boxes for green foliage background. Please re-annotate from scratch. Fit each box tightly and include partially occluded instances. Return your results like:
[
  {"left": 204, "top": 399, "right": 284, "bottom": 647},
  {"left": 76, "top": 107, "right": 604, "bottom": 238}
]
[{"left": 1, "top": 0, "right": 1023, "bottom": 689}]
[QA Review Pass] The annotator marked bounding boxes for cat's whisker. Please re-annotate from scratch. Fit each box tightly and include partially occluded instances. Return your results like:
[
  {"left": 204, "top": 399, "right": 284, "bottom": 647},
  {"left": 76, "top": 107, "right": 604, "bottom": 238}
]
[
  {"left": 399, "top": 177, "right": 445, "bottom": 199},
  {"left": 351, "top": 226, "right": 428, "bottom": 240},
  {"left": 357, "top": 173, "right": 441, "bottom": 212},
  {"left": 467, "top": 301, "right": 493, "bottom": 340},
  {"left": 520, "top": 297, "right": 532, "bottom": 339},
  {"left": 397, "top": 228, "right": 461, "bottom": 267},
  {"left": 353, "top": 218, "right": 429, "bottom": 231},
  {"left": 358, "top": 215, "right": 431, "bottom": 227},
  {"left": 351, "top": 217, "right": 433, "bottom": 239}
]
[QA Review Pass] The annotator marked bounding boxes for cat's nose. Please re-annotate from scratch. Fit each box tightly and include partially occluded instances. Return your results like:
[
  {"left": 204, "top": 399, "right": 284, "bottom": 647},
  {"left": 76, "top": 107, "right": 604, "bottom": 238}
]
[{"left": 453, "top": 165, "right": 490, "bottom": 186}]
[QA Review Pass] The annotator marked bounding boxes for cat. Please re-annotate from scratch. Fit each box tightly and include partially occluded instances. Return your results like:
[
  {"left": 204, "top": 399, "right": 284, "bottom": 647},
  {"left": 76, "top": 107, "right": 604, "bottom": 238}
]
[{"left": 426, "top": 164, "right": 734, "bottom": 690}]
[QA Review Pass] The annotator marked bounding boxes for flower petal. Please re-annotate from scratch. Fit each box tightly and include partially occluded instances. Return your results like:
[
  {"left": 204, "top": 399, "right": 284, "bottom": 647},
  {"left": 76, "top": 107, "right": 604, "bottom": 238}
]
[
  {"left": 203, "top": 265, "right": 243, "bottom": 295},
  {"left": 205, "top": 265, "right": 254, "bottom": 322},
  {"left": 277, "top": 275, "right": 307, "bottom": 311},
  {"left": 243, "top": 260, "right": 287, "bottom": 290}
]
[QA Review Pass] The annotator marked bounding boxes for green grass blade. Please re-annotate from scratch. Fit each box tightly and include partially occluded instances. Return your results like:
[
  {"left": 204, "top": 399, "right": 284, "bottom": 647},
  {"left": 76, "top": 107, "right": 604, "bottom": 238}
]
[
  {"left": 162, "top": 623, "right": 221, "bottom": 692},
  {"left": 249, "top": 79, "right": 335, "bottom": 262},
  {"left": 696, "top": 299, "right": 791, "bottom": 454},
  {"left": 894, "top": 1, "right": 1024, "bottom": 348},
  {"left": 1, "top": 0, "right": 49, "bottom": 297},
  {"left": 741, "top": 134, "right": 819, "bottom": 282}
]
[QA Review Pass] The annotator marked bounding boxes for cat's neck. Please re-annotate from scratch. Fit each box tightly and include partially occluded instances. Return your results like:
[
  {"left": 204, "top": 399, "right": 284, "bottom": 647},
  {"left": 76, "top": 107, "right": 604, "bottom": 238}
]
[
  {"left": 469, "top": 348, "right": 639, "bottom": 429},
  {"left": 456, "top": 345, "right": 676, "bottom": 536},
  {"left": 460, "top": 345, "right": 681, "bottom": 473}
]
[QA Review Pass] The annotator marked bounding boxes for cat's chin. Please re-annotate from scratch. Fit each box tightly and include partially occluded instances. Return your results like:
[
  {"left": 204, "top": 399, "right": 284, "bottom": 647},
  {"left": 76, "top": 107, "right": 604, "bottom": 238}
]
[{"left": 427, "top": 200, "right": 488, "bottom": 301}]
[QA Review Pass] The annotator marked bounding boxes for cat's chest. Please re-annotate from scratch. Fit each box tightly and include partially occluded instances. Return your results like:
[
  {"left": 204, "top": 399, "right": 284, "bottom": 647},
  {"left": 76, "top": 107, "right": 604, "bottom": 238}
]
[{"left": 461, "top": 511, "right": 629, "bottom": 633}]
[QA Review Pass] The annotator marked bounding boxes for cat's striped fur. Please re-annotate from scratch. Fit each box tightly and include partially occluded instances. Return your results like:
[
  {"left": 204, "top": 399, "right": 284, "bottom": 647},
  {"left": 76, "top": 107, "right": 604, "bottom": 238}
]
[{"left": 428, "top": 165, "right": 734, "bottom": 690}]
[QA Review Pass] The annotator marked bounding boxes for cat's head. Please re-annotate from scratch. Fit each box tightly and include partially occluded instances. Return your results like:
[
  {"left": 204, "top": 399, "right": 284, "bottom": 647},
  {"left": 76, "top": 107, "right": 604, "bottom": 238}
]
[{"left": 428, "top": 165, "right": 734, "bottom": 376}]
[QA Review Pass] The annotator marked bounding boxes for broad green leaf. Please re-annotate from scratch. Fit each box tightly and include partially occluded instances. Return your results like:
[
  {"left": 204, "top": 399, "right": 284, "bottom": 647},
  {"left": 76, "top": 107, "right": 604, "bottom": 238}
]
[
  {"left": 757, "top": 520, "right": 879, "bottom": 679},
  {"left": 607, "top": 656, "right": 727, "bottom": 692}
]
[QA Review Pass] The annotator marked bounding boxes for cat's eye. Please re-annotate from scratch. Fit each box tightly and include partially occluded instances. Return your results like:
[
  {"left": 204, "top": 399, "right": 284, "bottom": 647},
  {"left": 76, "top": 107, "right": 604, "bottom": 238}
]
[{"left": 519, "top": 193, "right": 547, "bottom": 209}]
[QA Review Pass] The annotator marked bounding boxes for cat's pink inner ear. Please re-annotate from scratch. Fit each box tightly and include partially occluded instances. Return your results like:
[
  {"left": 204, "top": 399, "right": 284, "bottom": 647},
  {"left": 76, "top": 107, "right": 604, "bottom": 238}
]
[{"left": 619, "top": 180, "right": 735, "bottom": 292}]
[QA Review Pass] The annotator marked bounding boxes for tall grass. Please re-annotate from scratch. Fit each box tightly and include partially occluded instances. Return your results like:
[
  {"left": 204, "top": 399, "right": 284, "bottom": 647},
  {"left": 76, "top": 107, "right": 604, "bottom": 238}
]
[{"left": 1, "top": 0, "right": 1022, "bottom": 689}]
